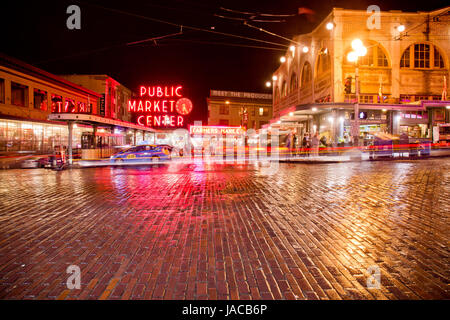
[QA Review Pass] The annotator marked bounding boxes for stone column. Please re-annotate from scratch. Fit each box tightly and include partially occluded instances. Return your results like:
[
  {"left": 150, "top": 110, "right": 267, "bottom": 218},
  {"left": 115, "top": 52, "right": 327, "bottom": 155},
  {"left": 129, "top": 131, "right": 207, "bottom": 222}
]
[{"left": 67, "top": 121, "right": 73, "bottom": 165}]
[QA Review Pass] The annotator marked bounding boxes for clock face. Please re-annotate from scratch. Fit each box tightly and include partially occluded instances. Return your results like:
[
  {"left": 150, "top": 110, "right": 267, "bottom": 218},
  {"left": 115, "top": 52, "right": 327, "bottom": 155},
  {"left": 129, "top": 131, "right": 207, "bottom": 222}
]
[{"left": 176, "top": 98, "right": 193, "bottom": 115}]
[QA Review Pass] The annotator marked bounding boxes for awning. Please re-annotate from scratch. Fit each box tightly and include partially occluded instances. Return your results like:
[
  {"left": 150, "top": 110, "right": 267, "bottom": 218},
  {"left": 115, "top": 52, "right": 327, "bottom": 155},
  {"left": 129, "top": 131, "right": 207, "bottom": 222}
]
[{"left": 48, "top": 113, "right": 158, "bottom": 132}]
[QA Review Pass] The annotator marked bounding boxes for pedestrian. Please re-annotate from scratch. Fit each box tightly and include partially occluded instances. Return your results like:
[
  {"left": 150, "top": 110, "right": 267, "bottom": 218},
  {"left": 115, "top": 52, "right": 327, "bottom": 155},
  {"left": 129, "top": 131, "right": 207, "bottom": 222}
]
[
  {"left": 302, "top": 134, "right": 309, "bottom": 157},
  {"left": 311, "top": 133, "right": 319, "bottom": 157}
]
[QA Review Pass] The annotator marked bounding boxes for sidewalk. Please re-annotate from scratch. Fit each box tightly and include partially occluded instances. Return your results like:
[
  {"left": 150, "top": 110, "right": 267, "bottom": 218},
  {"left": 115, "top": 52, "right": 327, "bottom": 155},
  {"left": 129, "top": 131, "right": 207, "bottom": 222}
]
[{"left": 279, "top": 148, "right": 450, "bottom": 163}]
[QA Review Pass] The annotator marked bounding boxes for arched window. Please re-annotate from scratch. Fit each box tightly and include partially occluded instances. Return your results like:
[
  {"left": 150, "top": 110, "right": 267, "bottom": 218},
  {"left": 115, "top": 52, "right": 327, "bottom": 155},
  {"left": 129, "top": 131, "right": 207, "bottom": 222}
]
[
  {"left": 289, "top": 72, "right": 298, "bottom": 92},
  {"left": 301, "top": 62, "right": 312, "bottom": 86},
  {"left": 400, "top": 43, "right": 445, "bottom": 69},
  {"left": 316, "top": 49, "right": 331, "bottom": 76},
  {"left": 344, "top": 42, "right": 389, "bottom": 67},
  {"left": 281, "top": 81, "right": 287, "bottom": 97}
]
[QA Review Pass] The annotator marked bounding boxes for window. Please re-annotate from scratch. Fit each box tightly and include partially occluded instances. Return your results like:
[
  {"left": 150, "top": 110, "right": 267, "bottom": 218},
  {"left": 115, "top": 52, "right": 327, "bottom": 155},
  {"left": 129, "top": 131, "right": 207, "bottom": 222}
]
[
  {"left": 400, "top": 47, "right": 410, "bottom": 68},
  {"left": 51, "top": 94, "right": 63, "bottom": 113},
  {"left": 281, "top": 81, "right": 287, "bottom": 97},
  {"left": 219, "top": 119, "right": 229, "bottom": 126},
  {"left": 434, "top": 47, "right": 444, "bottom": 68},
  {"left": 289, "top": 72, "right": 298, "bottom": 92},
  {"left": 344, "top": 42, "right": 389, "bottom": 67},
  {"left": 377, "top": 47, "right": 388, "bottom": 67},
  {"left": 259, "top": 107, "right": 268, "bottom": 116},
  {"left": 33, "top": 89, "right": 47, "bottom": 110},
  {"left": 11, "top": 82, "right": 28, "bottom": 107},
  {"left": 359, "top": 47, "right": 374, "bottom": 66},
  {"left": 401, "top": 43, "right": 445, "bottom": 69},
  {"left": 219, "top": 105, "right": 229, "bottom": 115},
  {"left": 0, "top": 78, "right": 5, "bottom": 103},
  {"left": 301, "top": 62, "right": 312, "bottom": 86},
  {"left": 316, "top": 50, "right": 331, "bottom": 76},
  {"left": 64, "top": 98, "right": 76, "bottom": 113},
  {"left": 414, "top": 43, "right": 430, "bottom": 68}
]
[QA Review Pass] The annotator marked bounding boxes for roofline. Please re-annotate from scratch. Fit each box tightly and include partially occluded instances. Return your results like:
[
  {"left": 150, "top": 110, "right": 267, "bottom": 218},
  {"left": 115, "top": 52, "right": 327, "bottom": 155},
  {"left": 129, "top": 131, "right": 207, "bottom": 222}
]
[{"left": 0, "top": 53, "right": 101, "bottom": 98}]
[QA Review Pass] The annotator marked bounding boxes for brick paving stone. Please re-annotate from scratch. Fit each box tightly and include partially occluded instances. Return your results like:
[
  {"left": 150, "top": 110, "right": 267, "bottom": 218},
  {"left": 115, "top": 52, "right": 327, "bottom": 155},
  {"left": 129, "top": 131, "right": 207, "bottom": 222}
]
[{"left": 0, "top": 160, "right": 448, "bottom": 300}]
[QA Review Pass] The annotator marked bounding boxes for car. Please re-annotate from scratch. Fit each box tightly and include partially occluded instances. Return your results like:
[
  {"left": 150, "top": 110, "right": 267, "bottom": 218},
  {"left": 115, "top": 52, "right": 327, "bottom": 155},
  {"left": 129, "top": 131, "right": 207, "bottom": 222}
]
[
  {"left": 110, "top": 144, "right": 172, "bottom": 163},
  {"left": 20, "top": 155, "right": 49, "bottom": 169}
]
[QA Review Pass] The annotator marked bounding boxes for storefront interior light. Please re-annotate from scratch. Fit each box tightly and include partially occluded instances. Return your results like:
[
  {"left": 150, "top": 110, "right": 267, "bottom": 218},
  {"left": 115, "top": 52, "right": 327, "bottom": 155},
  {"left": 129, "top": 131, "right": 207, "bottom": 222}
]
[
  {"left": 446, "top": 105, "right": 450, "bottom": 109},
  {"left": 328, "top": 117, "right": 334, "bottom": 123},
  {"left": 339, "top": 116, "right": 344, "bottom": 122},
  {"left": 312, "top": 107, "right": 318, "bottom": 112},
  {"left": 289, "top": 112, "right": 294, "bottom": 116},
  {"left": 382, "top": 109, "right": 387, "bottom": 112},
  {"left": 225, "top": 100, "right": 230, "bottom": 104}
]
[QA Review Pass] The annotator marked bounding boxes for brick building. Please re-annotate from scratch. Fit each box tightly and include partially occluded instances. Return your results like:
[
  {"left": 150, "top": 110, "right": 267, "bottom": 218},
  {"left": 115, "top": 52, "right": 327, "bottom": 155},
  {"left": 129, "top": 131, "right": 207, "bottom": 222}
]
[
  {"left": 269, "top": 6, "right": 450, "bottom": 145},
  {"left": 207, "top": 90, "right": 272, "bottom": 130}
]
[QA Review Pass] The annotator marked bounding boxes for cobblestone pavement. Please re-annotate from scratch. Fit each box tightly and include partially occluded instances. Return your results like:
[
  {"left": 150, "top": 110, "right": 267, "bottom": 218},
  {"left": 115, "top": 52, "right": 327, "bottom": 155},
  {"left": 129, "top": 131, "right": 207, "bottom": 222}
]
[{"left": 0, "top": 159, "right": 448, "bottom": 300}]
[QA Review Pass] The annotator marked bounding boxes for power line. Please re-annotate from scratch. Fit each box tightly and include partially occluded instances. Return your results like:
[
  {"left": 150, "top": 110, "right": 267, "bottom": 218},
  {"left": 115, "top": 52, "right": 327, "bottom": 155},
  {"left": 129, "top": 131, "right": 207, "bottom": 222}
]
[{"left": 77, "top": 1, "right": 289, "bottom": 48}]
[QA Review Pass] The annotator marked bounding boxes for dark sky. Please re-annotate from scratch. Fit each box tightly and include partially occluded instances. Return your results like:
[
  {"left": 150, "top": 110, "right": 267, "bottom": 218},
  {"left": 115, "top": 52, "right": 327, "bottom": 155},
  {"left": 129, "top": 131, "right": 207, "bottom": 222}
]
[{"left": 1, "top": 0, "right": 445, "bottom": 123}]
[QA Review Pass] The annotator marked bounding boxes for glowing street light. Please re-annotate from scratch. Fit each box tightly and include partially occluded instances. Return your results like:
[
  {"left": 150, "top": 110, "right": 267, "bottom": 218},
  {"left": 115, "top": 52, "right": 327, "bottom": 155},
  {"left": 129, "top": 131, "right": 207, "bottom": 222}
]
[
  {"left": 347, "top": 51, "right": 358, "bottom": 62},
  {"left": 265, "top": 81, "right": 271, "bottom": 87},
  {"left": 312, "top": 107, "right": 317, "bottom": 112},
  {"left": 351, "top": 39, "right": 364, "bottom": 51},
  {"left": 280, "top": 56, "right": 286, "bottom": 63},
  {"left": 326, "top": 22, "right": 334, "bottom": 30},
  {"left": 272, "top": 75, "right": 278, "bottom": 81},
  {"left": 397, "top": 25, "right": 405, "bottom": 32},
  {"left": 289, "top": 45, "right": 295, "bottom": 54},
  {"left": 302, "top": 46, "right": 309, "bottom": 53},
  {"left": 347, "top": 39, "right": 367, "bottom": 146}
]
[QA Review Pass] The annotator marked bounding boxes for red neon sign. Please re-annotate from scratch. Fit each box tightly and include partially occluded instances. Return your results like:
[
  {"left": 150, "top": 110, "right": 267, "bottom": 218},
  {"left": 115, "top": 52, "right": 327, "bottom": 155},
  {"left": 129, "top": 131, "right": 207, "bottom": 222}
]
[
  {"left": 128, "top": 85, "right": 192, "bottom": 128},
  {"left": 189, "top": 126, "right": 245, "bottom": 135}
]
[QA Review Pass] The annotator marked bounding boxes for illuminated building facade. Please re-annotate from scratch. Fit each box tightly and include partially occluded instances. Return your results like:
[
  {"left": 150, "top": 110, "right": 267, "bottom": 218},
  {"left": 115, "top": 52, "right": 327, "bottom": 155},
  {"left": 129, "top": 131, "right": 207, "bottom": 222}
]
[
  {"left": 207, "top": 90, "right": 273, "bottom": 130},
  {"left": 269, "top": 6, "right": 450, "bottom": 145},
  {"left": 0, "top": 54, "right": 156, "bottom": 160}
]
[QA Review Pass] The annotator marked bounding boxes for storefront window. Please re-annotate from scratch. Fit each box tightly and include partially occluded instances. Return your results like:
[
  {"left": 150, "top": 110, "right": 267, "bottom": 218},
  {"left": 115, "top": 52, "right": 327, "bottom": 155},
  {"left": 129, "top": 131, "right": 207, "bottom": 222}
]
[
  {"left": 11, "top": 82, "right": 28, "bottom": 107},
  {"left": 0, "top": 121, "right": 7, "bottom": 151},
  {"left": 33, "top": 89, "right": 47, "bottom": 110}
]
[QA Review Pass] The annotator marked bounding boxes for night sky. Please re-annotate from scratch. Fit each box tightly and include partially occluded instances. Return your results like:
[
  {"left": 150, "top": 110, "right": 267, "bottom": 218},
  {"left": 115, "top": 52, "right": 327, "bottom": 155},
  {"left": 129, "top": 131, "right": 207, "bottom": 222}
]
[{"left": 1, "top": 0, "right": 445, "bottom": 123}]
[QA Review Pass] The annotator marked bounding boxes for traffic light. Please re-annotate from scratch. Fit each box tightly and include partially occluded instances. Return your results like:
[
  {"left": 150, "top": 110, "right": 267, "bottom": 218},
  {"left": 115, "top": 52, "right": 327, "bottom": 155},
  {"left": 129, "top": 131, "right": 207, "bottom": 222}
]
[{"left": 344, "top": 76, "right": 352, "bottom": 94}]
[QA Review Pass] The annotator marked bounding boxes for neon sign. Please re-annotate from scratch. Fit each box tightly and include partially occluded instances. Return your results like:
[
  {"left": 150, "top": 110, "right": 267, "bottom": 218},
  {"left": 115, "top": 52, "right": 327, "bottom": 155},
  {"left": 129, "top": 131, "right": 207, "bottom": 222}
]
[
  {"left": 128, "top": 85, "right": 192, "bottom": 128},
  {"left": 190, "top": 126, "right": 245, "bottom": 135}
]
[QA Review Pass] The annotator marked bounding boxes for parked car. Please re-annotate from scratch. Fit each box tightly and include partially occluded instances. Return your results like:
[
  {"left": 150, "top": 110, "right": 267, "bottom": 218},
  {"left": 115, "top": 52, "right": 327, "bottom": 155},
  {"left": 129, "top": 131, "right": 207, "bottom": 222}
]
[{"left": 110, "top": 145, "right": 172, "bottom": 163}]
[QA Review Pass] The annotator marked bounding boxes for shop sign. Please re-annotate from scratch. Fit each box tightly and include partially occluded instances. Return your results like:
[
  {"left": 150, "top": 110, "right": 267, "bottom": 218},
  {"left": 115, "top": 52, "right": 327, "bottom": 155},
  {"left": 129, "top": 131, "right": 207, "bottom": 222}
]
[
  {"left": 189, "top": 126, "right": 245, "bottom": 135},
  {"left": 128, "top": 85, "right": 193, "bottom": 128}
]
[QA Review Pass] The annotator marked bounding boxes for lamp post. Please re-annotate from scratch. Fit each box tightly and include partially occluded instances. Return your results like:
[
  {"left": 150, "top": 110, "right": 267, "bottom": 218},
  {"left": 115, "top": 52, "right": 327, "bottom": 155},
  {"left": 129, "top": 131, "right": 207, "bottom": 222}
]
[{"left": 347, "top": 39, "right": 367, "bottom": 146}]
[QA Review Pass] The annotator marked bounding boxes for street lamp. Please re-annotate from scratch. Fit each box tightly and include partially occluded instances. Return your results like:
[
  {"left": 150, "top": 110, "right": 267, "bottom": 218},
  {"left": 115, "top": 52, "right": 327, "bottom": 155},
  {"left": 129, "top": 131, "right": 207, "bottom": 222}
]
[
  {"left": 272, "top": 75, "right": 278, "bottom": 81},
  {"left": 326, "top": 22, "right": 334, "bottom": 30},
  {"left": 265, "top": 81, "right": 271, "bottom": 88},
  {"left": 347, "top": 39, "right": 367, "bottom": 146},
  {"left": 280, "top": 56, "right": 286, "bottom": 63}
]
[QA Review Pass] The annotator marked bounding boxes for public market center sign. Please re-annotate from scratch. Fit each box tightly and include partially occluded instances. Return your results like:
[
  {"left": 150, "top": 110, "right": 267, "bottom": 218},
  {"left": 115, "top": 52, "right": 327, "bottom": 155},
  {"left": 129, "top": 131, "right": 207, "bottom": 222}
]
[{"left": 128, "top": 85, "right": 193, "bottom": 128}]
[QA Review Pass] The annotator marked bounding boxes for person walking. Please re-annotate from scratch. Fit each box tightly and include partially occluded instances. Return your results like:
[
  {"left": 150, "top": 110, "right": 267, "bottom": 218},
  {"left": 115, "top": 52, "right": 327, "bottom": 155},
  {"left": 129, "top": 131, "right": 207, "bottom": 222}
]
[{"left": 311, "top": 132, "right": 319, "bottom": 157}]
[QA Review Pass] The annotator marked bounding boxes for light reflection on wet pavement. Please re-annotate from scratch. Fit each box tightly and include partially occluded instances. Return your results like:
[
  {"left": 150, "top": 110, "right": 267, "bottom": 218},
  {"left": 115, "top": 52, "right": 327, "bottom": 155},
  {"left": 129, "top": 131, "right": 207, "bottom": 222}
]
[{"left": 0, "top": 159, "right": 448, "bottom": 299}]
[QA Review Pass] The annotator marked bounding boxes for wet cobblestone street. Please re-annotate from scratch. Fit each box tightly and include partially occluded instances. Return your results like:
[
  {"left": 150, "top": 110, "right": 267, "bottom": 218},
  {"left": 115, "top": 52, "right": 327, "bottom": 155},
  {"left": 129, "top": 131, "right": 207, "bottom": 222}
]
[{"left": 0, "top": 159, "right": 448, "bottom": 300}]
